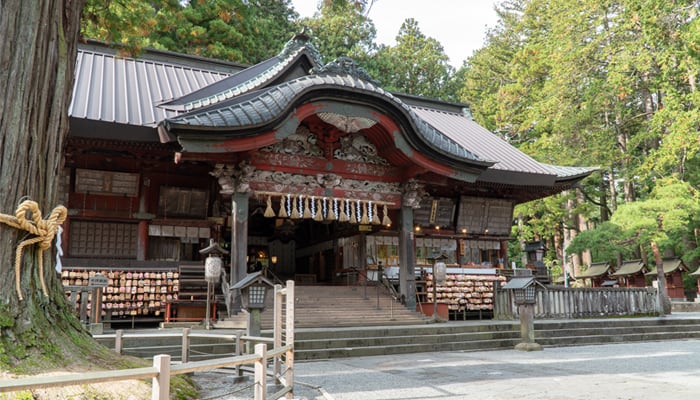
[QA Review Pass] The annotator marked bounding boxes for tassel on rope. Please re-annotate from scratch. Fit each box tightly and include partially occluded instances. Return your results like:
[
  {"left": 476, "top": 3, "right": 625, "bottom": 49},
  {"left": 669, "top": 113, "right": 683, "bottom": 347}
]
[
  {"left": 349, "top": 200, "right": 358, "bottom": 224},
  {"left": 327, "top": 198, "right": 337, "bottom": 221},
  {"left": 360, "top": 201, "right": 369, "bottom": 224},
  {"left": 372, "top": 202, "right": 381, "bottom": 225},
  {"left": 314, "top": 199, "right": 324, "bottom": 221},
  {"left": 303, "top": 196, "right": 312, "bottom": 219},
  {"left": 264, "top": 196, "right": 275, "bottom": 217},
  {"left": 339, "top": 199, "right": 349, "bottom": 222},
  {"left": 382, "top": 204, "right": 392, "bottom": 226},
  {"left": 278, "top": 195, "right": 288, "bottom": 218},
  {"left": 291, "top": 195, "right": 301, "bottom": 219},
  {"left": 0, "top": 200, "right": 68, "bottom": 300}
]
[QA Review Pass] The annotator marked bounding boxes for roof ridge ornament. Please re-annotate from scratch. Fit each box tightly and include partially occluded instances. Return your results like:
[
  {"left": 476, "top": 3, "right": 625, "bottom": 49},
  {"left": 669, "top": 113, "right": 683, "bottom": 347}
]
[
  {"left": 311, "top": 56, "right": 380, "bottom": 86},
  {"left": 280, "top": 30, "right": 323, "bottom": 67}
]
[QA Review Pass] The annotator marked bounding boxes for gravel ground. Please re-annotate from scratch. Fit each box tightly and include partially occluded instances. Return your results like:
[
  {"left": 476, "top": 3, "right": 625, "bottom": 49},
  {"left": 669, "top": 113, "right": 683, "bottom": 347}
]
[{"left": 192, "top": 339, "right": 700, "bottom": 400}]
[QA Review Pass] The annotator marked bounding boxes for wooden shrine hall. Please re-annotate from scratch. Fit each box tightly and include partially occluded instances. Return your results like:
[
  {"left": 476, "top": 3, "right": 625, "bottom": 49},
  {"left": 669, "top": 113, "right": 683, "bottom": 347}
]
[{"left": 61, "top": 35, "right": 595, "bottom": 325}]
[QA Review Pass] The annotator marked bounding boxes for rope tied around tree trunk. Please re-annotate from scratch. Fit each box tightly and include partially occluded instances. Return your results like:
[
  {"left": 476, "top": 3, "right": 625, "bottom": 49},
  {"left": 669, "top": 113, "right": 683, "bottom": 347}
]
[{"left": 0, "top": 200, "right": 67, "bottom": 300}]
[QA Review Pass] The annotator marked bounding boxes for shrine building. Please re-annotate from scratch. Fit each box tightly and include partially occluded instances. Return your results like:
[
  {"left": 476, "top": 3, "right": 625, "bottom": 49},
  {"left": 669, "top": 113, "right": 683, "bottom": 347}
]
[{"left": 61, "top": 36, "right": 595, "bottom": 325}]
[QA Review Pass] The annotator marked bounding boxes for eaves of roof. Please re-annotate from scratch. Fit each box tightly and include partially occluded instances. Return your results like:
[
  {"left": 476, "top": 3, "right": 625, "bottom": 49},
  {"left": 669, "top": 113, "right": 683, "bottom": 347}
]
[
  {"left": 576, "top": 262, "right": 612, "bottom": 278},
  {"left": 646, "top": 258, "right": 688, "bottom": 276},
  {"left": 611, "top": 259, "right": 646, "bottom": 276}
]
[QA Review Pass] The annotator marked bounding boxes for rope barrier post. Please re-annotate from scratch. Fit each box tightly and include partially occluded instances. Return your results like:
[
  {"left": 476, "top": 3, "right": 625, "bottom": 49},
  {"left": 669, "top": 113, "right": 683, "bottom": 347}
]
[
  {"left": 115, "top": 330, "right": 124, "bottom": 354},
  {"left": 181, "top": 328, "right": 190, "bottom": 364},
  {"left": 254, "top": 343, "right": 267, "bottom": 400},
  {"left": 152, "top": 354, "right": 171, "bottom": 400}
]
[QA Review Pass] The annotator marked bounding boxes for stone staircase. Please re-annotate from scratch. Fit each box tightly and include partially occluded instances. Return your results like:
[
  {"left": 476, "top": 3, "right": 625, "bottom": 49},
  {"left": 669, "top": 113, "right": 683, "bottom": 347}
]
[
  {"left": 259, "top": 284, "right": 429, "bottom": 329},
  {"left": 293, "top": 313, "right": 700, "bottom": 360}
]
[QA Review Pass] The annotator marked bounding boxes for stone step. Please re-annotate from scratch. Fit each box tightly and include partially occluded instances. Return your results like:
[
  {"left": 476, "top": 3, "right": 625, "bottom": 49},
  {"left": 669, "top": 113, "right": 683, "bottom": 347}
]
[{"left": 292, "top": 315, "right": 700, "bottom": 360}]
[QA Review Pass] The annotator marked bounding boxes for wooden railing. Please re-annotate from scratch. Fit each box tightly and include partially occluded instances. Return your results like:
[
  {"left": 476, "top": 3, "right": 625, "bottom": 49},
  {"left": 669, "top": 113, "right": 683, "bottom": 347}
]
[
  {"left": 494, "top": 286, "right": 659, "bottom": 319},
  {"left": 0, "top": 281, "right": 296, "bottom": 400}
]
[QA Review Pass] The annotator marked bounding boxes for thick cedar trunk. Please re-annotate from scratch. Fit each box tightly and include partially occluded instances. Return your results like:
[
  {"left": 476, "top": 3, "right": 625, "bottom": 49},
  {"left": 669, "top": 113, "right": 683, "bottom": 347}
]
[{"left": 0, "top": 0, "right": 113, "bottom": 370}]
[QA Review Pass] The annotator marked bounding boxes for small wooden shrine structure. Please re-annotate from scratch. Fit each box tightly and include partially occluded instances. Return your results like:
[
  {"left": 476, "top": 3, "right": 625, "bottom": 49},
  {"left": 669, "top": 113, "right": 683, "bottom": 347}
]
[
  {"left": 611, "top": 259, "right": 648, "bottom": 288},
  {"left": 576, "top": 262, "right": 614, "bottom": 288},
  {"left": 60, "top": 36, "right": 595, "bottom": 324},
  {"left": 646, "top": 258, "right": 689, "bottom": 300}
]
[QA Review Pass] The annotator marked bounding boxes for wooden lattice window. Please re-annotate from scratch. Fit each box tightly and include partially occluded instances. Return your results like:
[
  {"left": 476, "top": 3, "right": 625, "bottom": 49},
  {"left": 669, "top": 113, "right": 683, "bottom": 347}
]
[{"left": 69, "top": 220, "right": 137, "bottom": 258}]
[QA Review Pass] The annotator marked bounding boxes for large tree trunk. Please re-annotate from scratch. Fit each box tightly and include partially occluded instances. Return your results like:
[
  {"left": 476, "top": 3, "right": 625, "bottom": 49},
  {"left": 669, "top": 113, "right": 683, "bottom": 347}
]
[{"left": 0, "top": 0, "right": 116, "bottom": 370}]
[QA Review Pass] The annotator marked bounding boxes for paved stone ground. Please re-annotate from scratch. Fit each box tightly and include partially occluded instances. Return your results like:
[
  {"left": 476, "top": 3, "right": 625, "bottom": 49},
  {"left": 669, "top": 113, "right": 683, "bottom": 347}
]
[{"left": 192, "top": 338, "right": 700, "bottom": 399}]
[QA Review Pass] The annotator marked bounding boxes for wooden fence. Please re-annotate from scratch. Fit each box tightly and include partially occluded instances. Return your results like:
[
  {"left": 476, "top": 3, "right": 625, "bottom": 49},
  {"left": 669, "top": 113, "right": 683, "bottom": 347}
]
[
  {"left": 493, "top": 286, "right": 659, "bottom": 319},
  {"left": 0, "top": 281, "right": 295, "bottom": 400}
]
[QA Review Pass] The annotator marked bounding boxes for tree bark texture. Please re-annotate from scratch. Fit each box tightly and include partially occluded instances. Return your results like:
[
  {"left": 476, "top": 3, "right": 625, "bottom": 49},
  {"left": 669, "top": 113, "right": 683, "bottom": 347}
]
[{"left": 0, "top": 0, "right": 100, "bottom": 370}]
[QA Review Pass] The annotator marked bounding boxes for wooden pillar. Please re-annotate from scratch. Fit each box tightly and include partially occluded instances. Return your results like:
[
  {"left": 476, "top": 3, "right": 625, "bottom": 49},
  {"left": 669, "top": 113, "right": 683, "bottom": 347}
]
[
  {"left": 231, "top": 192, "right": 249, "bottom": 314},
  {"left": 399, "top": 205, "right": 417, "bottom": 310},
  {"left": 500, "top": 239, "right": 509, "bottom": 269},
  {"left": 137, "top": 221, "right": 148, "bottom": 261},
  {"left": 136, "top": 176, "right": 151, "bottom": 261}
]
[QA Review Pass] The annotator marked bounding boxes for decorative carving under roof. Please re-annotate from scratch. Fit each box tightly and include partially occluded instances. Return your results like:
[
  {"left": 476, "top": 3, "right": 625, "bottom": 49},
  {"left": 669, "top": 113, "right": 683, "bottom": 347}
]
[
  {"left": 253, "top": 170, "right": 401, "bottom": 195},
  {"left": 311, "top": 56, "right": 380, "bottom": 85},
  {"left": 259, "top": 126, "right": 323, "bottom": 157},
  {"left": 335, "top": 132, "right": 389, "bottom": 165},
  {"left": 402, "top": 179, "right": 427, "bottom": 209}
]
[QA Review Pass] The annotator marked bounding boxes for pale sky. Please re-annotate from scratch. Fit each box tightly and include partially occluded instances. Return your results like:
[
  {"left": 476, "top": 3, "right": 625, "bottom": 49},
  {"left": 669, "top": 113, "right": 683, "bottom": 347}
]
[{"left": 291, "top": 0, "right": 501, "bottom": 68}]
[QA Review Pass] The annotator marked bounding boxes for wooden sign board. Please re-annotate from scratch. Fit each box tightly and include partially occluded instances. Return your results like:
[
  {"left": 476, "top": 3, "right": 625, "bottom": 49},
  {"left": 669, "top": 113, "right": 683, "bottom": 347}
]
[{"left": 88, "top": 273, "right": 109, "bottom": 288}]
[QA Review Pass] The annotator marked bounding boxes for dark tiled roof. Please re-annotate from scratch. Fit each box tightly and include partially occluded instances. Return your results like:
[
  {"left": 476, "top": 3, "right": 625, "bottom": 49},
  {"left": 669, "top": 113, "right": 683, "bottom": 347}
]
[
  {"left": 611, "top": 259, "right": 646, "bottom": 276},
  {"left": 577, "top": 262, "right": 612, "bottom": 278}
]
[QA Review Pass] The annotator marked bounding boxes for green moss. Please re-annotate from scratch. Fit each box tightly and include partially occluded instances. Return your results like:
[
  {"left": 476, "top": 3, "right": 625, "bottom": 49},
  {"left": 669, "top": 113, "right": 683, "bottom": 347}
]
[
  {"left": 0, "top": 391, "right": 33, "bottom": 400},
  {"left": 171, "top": 374, "right": 200, "bottom": 400}
]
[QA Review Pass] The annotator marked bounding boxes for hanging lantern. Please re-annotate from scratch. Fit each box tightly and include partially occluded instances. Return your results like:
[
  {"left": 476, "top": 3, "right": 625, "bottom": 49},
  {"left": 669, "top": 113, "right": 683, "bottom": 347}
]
[
  {"left": 204, "top": 255, "right": 222, "bottom": 283},
  {"left": 199, "top": 239, "right": 228, "bottom": 283}
]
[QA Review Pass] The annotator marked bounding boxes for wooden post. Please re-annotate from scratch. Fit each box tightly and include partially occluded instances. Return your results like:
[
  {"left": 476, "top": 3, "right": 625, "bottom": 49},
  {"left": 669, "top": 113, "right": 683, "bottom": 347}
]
[
  {"left": 273, "top": 284, "right": 283, "bottom": 384},
  {"left": 235, "top": 331, "right": 242, "bottom": 377},
  {"left": 254, "top": 343, "right": 267, "bottom": 400},
  {"left": 181, "top": 328, "right": 190, "bottom": 363},
  {"left": 399, "top": 205, "right": 416, "bottom": 310},
  {"left": 285, "top": 280, "right": 295, "bottom": 399},
  {"left": 79, "top": 289, "right": 88, "bottom": 323},
  {"left": 115, "top": 329, "right": 123, "bottom": 354},
  {"left": 152, "top": 354, "right": 171, "bottom": 400}
]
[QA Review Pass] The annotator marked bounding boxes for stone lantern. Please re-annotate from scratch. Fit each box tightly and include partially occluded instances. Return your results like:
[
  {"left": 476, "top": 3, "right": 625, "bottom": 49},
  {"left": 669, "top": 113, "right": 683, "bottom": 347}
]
[
  {"left": 503, "top": 269, "right": 543, "bottom": 351},
  {"left": 232, "top": 271, "right": 274, "bottom": 337}
]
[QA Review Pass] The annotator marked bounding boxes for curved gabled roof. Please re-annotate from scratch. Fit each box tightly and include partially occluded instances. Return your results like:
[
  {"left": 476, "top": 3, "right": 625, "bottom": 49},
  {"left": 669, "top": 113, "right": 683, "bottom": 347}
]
[
  {"left": 158, "top": 35, "right": 323, "bottom": 112},
  {"left": 155, "top": 35, "right": 595, "bottom": 188},
  {"left": 160, "top": 72, "right": 494, "bottom": 170}
]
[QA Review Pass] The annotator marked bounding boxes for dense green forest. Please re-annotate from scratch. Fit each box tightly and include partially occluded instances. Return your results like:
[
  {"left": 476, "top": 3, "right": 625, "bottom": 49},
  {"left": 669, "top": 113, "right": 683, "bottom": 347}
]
[{"left": 82, "top": 0, "right": 700, "bottom": 284}]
